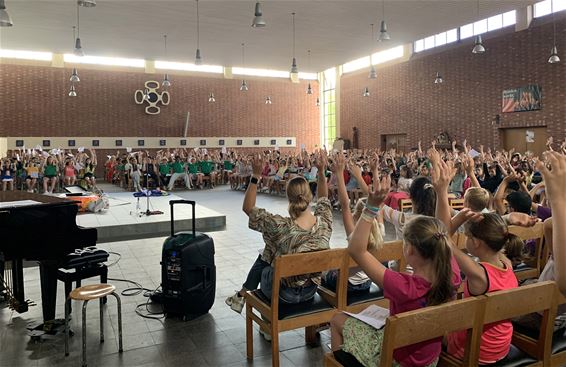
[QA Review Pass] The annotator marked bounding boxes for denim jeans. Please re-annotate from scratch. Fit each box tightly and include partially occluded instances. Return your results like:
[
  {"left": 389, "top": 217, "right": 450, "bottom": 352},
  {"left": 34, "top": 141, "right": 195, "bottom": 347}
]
[{"left": 241, "top": 255, "right": 317, "bottom": 304}]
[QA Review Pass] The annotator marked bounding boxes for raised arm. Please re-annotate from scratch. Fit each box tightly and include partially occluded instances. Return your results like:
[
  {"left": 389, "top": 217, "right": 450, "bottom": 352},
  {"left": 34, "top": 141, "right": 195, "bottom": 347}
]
[
  {"left": 333, "top": 153, "right": 355, "bottom": 235},
  {"left": 494, "top": 174, "right": 515, "bottom": 215},
  {"left": 315, "top": 149, "right": 328, "bottom": 199},
  {"left": 242, "top": 154, "right": 263, "bottom": 216},
  {"left": 348, "top": 160, "right": 369, "bottom": 196},
  {"left": 348, "top": 174, "right": 391, "bottom": 287}
]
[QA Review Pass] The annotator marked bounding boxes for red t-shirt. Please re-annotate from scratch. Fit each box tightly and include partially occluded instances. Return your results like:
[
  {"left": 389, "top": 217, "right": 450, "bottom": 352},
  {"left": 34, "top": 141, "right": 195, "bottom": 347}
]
[
  {"left": 383, "top": 256, "right": 462, "bottom": 367},
  {"left": 446, "top": 261, "right": 518, "bottom": 364}
]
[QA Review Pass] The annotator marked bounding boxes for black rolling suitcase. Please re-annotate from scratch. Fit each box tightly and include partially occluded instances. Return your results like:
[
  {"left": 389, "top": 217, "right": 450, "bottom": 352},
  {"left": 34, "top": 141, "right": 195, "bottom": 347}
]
[{"left": 161, "top": 200, "right": 216, "bottom": 320}]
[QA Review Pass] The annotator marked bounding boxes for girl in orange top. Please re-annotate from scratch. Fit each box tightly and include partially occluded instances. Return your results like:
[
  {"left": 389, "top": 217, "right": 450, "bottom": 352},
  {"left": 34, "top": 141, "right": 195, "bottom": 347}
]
[{"left": 430, "top": 149, "right": 522, "bottom": 364}]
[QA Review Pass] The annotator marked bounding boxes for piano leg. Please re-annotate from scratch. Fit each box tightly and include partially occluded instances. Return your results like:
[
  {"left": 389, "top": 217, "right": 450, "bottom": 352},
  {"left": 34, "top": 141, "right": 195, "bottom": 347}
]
[{"left": 39, "top": 261, "right": 58, "bottom": 322}]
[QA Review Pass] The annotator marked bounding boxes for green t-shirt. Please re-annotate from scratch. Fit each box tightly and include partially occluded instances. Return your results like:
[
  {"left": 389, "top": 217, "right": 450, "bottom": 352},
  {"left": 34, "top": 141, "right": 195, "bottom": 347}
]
[
  {"left": 200, "top": 161, "right": 214, "bottom": 175},
  {"left": 159, "top": 163, "right": 170, "bottom": 175},
  {"left": 172, "top": 161, "right": 185, "bottom": 174},
  {"left": 44, "top": 164, "right": 57, "bottom": 176},
  {"left": 188, "top": 163, "right": 199, "bottom": 174},
  {"left": 224, "top": 160, "right": 233, "bottom": 171}
]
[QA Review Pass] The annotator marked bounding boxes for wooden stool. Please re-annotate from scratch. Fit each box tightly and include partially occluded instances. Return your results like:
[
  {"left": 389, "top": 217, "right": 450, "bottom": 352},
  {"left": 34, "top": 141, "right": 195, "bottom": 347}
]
[{"left": 65, "top": 284, "right": 123, "bottom": 367}]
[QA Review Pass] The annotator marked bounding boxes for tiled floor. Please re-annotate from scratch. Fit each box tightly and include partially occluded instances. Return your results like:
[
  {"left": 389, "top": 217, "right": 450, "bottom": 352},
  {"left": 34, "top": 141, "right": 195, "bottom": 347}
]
[{"left": 0, "top": 185, "right": 394, "bottom": 367}]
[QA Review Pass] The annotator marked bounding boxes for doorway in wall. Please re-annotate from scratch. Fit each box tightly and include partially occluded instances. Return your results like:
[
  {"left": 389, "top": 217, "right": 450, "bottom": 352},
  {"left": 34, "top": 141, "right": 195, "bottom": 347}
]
[
  {"left": 501, "top": 127, "right": 547, "bottom": 157},
  {"left": 381, "top": 134, "right": 407, "bottom": 152}
]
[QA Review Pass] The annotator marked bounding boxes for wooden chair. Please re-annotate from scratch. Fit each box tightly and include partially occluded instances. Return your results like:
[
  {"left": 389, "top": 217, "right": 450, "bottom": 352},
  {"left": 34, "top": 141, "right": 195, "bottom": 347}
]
[
  {"left": 245, "top": 249, "right": 344, "bottom": 367},
  {"left": 508, "top": 222, "right": 545, "bottom": 281},
  {"left": 474, "top": 281, "right": 557, "bottom": 367},
  {"left": 399, "top": 199, "right": 412, "bottom": 212},
  {"left": 318, "top": 241, "right": 407, "bottom": 314},
  {"left": 325, "top": 297, "right": 485, "bottom": 367},
  {"left": 450, "top": 198, "right": 465, "bottom": 210}
]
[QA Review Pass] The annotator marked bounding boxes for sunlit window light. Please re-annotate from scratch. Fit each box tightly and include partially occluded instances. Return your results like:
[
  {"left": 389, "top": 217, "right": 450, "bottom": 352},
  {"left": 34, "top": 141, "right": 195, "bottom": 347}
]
[
  {"left": 502, "top": 10, "right": 516, "bottom": 26},
  {"left": 342, "top": 56, "right": 370, "bottom": 74},
  {"left": 298, "top": 72, "right": 318, "bottom": 80},
  {"left": 155, "top": 60, "right": 223, "bottom": 73},
  {"left": 232, "top": 67, "right": 289, "bottom": 78},
  {"left": 0, "top": 49, "right": 52, "bottom": 61},
  {"left": 414, "top": 39, "right": 425, "bottom": 53},
  {"left": 534, "top": 0, "right": 552, "bottom": 17},
  {"left": 64, "top": 54, "right": 145, "bottom": 67},
  {"left": 371, "top": 45, "right": 404, "bottom": 65}
]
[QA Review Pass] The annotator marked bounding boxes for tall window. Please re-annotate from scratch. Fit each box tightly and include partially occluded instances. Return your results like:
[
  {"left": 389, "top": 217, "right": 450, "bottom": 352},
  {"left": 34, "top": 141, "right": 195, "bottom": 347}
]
[
  {"left": 322, "top": 67, "right": 336, "bottom": 149},
  {"left": 534, "top": 0, "right": 566, "bottom": 17}
]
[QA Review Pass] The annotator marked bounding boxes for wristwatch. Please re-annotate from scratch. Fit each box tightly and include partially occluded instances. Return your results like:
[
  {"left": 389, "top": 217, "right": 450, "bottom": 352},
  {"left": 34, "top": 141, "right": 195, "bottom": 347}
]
[{"left": 250, "top": 176, "right": 259, "bottom": 185}]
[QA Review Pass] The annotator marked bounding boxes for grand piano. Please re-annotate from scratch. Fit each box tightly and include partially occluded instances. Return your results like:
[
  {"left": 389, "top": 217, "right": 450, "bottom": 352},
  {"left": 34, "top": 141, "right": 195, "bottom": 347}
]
[{"left": 0, "top": 191, "right": 97, "bottom": 323}]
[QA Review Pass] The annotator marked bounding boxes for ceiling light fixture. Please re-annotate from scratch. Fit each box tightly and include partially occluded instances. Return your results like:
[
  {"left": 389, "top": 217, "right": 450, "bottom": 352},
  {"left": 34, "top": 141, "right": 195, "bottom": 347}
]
[
  {"left": 69, "top": 84, "right": 77, "bottom": 97},
  {"left": 74, "top": 5, "right": 84, "bottom": 57},
  {"left": 251, "top": 1, "right": 266, "bottom": 28},
  {"left": 363, "top": 87, "right": 370, "bottom": 97},
  {"left": 306, "top": 49, "right": 313, "bottom": 94},
  {"left": 195, "top": 0, "right": 202, "bottom": 65},
  {"left": 240, "top": 43, "right": 249, "bottom": 91},
  {"left": 162, "top": 35, "right": 171, "bottom": 87},
  {"left": 548, "top": 12, "right": 560, "bottom": 64},
  {"left": 290, "top": 12, "right": 298, "bottom": 74},
  {"left": 0, "top": 0, "right": 13, "bottom": 27},
  {"left": 143, "top": 88, "right": 150, "bottom": 101},
  {"left": 369, "top": 24, "right": 377, "bottom": 79},
  {"left": 434, "top": 71, "right": 443, "bottom": 84},
  {"left": 265, "top": 96, "right": 272, "bottom": 104},
  {"left": 378, "top": 0, "right": 390, "bottom": 41},
  {"left": 471, "top": 0, "right": 485, "bottom": 54},
  {"left": 70, "top": 68, "right": 80, "bottom": 82},
  {"left": 316, "top": 96, "right": 320, "bottom": 107},
  {"left": 208, "top": 92, "right": 215, "bottom": 103},
  {"left": 77, "top": 0, "right": 96, "bottom": 8}
]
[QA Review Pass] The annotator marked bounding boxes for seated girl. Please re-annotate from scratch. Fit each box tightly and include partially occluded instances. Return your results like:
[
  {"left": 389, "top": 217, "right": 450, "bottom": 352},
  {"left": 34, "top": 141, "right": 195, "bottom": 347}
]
[
  {"left": 330, "top": 173, "right": 461, "bottom": 367},
  {"left": 63, "top": 159, "right": 77, "bottom": 186}
]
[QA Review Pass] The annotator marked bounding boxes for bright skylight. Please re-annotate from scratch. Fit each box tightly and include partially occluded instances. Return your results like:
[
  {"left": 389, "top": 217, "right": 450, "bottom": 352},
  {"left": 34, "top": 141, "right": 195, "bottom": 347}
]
[
  {"left": 371, "top": 46, "right": 404, "bottom": 65},
  {"left": 0, "top": 49, "right": 52, "bottom": 61},
  {"left": 341, "top": 56, "right": 370, "bottom": 74},
  {"left": 232, "top": 67, "right": 289, "bottom": 78},
  {"left": 155, "top": 61, "right": 223, "bottom": 73}
]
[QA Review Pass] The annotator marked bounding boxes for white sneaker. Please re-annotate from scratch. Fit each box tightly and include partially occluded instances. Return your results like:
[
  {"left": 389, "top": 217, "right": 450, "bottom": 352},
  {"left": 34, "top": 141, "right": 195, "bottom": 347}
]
[
  {"left": 225, "top": 292, "right": 245, "bottom": 314},
  {"left": 259, "top": 329, "right": 272, "bottom": 342}
]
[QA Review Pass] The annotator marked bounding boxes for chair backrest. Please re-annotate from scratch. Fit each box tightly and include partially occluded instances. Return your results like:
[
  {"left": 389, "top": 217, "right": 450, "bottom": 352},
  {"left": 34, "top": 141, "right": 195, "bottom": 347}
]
[
  {"left": 481, "top": 281, "right": 557, "bottom": 361},
  {"left": 271, "top": 248, "right": 345, "bottom": 314},
  {"left": 509, "top": 222, "right": 545, "bottom": 273},
  {"left": 399, "top": 199, "right": 412, "bottom": 212},
  {"left": 379, "top": 297, "right": 485, "bottom": 367},
  {"left": 450, "top": 199, "right": 465, "bottom": 210}
]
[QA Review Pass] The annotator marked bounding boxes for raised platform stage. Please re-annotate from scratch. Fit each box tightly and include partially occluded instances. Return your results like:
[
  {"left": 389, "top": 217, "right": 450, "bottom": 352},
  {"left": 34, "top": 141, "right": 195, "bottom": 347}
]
[{"left": 75, "top": 192, "right": 226, "bottom": 243}]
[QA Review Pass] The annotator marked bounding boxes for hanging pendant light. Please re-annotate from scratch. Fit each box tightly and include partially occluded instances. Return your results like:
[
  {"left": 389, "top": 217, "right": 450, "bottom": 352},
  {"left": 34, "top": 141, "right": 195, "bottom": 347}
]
[
  {"left": 265, "top": 96, "right": 272, "bottom": 104},
  {"left": 306, "top": 50, "right": 313, "bottom": 94},
  {"left": 368, "top": 24, "right": 377, "bottom": 79},
  {"left": 74, "top": 5, "right": 85, "bottom": 57},
  {"left": 378, "top": 1, "right": 390, "bottom": 41},
  {"left": 194, "top": 0, "right": 203, "bottom": 65},
  {"left": 434, "top": 72, "right": 443, "bottom": 84},
  {"left": 162, "top": 35, "right": 171, "bottom": 87},
  {"left": 548, "top": 13, "right": 561, "bottom": 64},
  {"left": 0, "top": 0, "right": 13, "bottom": 27},
  {"left": 143, "top": 88, "right": 150, "bottom": 101},
  {"left": 208, "top": 93, "right": 216, "bottom": 103},
  {"left": 70, "top": 68, "right": 80, "bottom": 82},
  {"left": 69, "top": 84, "right": 77, "bottom": 97},
  {"left": 471, "top": 0, "right": 485, "bottom": 54},
  {"left": 290, "top": 13, "right": 299, "bottom": 74},
  {"left": 363, "top": 87, "right": 370, "bottom": 97},
  {"left": 77, "top": 0, "right": 96, "bottom": 8},
  {"left": 251, "top": 1, "right": 266, "bottom": 28},
  {"left": 316, "top": 97, "right": 320, "bottom": 107},
  {"left": 240, "top": 43, "right": 249, "bottom": 91}
]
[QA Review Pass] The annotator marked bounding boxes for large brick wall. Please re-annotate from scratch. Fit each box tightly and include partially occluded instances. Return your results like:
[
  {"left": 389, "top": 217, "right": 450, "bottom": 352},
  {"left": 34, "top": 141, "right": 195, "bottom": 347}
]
[
  {"left": 340, "top": 16, "right": 566, "bottom": 150},
  {"left": 0, "top": 65, "right": 320, "bottom": 149}
]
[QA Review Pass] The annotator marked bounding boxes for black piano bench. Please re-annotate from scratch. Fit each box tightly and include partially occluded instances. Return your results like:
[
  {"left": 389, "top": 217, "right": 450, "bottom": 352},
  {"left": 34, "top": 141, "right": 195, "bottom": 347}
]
[{"left": 57, "top": 264, "right": 108, "bottom": 315}]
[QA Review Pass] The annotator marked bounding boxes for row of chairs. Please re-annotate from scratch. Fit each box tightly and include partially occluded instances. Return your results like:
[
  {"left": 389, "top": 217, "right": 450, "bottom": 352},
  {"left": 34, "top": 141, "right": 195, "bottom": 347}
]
[
  {"left": 399, "top": 198, "right": 465, "bottom": 213},
  {"left": 325, "top": 280, "right": 564, "bottom": 367}
]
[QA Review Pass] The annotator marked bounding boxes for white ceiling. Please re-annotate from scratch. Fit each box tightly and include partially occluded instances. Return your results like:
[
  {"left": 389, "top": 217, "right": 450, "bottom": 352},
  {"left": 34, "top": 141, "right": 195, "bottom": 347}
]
[{"left": 0, "top": 0, "right": 538, "bottom": 72}]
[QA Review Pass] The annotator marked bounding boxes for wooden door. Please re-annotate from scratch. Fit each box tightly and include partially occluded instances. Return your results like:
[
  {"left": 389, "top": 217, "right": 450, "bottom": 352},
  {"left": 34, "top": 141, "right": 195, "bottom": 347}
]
[{"left": 502, "top": 127, "right": 547, "bottom": 157}]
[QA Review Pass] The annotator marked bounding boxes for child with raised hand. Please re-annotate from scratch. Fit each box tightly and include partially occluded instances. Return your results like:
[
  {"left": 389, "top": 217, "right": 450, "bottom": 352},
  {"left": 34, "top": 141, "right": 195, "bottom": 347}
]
[
  {"left": 536, "top": 152, "right": 566, "bottom": 296},
  {"left": 429, "top": 148, "right": 521, "bottom": 365},
  {"left": 330, "top": 172, "right": 461, "bottom": 367}
]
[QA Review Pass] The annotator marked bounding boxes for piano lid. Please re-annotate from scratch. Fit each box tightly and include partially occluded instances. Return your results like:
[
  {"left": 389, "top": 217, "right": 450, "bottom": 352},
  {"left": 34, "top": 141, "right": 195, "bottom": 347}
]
[{"left": 0, "top": 191, "right": 73, "bottom": 207}]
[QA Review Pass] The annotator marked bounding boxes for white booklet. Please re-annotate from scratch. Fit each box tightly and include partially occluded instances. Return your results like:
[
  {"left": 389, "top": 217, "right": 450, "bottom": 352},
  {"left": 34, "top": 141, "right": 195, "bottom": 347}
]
[{"left": 344, "top": 304, "right": 390, "bottom": 330}]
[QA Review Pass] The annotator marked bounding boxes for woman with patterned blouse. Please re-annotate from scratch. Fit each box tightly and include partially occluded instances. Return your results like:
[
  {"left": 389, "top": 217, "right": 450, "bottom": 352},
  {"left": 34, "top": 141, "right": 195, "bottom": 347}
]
[{"left": 225, "top": 151, "right": 333, "bottom": 321}]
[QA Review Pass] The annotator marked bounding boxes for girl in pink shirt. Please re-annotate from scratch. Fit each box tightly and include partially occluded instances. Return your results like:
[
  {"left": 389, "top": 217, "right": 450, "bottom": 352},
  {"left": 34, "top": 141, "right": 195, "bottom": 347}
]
[
  {"left": 431, "top": 150, "right": 522, "bottom": 365},
  {"left": 330, "top": 174, "right": 461, "bottom": 367}
]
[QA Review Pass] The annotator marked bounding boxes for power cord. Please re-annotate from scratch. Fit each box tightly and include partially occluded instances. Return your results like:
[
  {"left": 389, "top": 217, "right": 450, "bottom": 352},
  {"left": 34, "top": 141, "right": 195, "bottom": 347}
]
[{"left": 103, "top": 252, "right": 166, "bottom": 320}]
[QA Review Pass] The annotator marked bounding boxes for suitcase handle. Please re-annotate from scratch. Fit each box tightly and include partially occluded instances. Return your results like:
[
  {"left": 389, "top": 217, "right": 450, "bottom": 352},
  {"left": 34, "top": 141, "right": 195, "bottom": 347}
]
[{"left": 169, "top": 200, "right": 196, "bottom": 237}]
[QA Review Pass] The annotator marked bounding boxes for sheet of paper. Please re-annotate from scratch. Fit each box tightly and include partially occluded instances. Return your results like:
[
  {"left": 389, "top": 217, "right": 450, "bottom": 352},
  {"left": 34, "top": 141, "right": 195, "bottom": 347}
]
[
  {"left": 344, "top": 304, "right": 389, "bottom": 330},
  {"left": 221, "top": 147, "right": 227, "bottom": 154},
  {"left": 468, "top": 149, "right": 480, "bottom": 158},
  {"left": 0, "top": 200, "right": 42, "bottom": 209}
]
